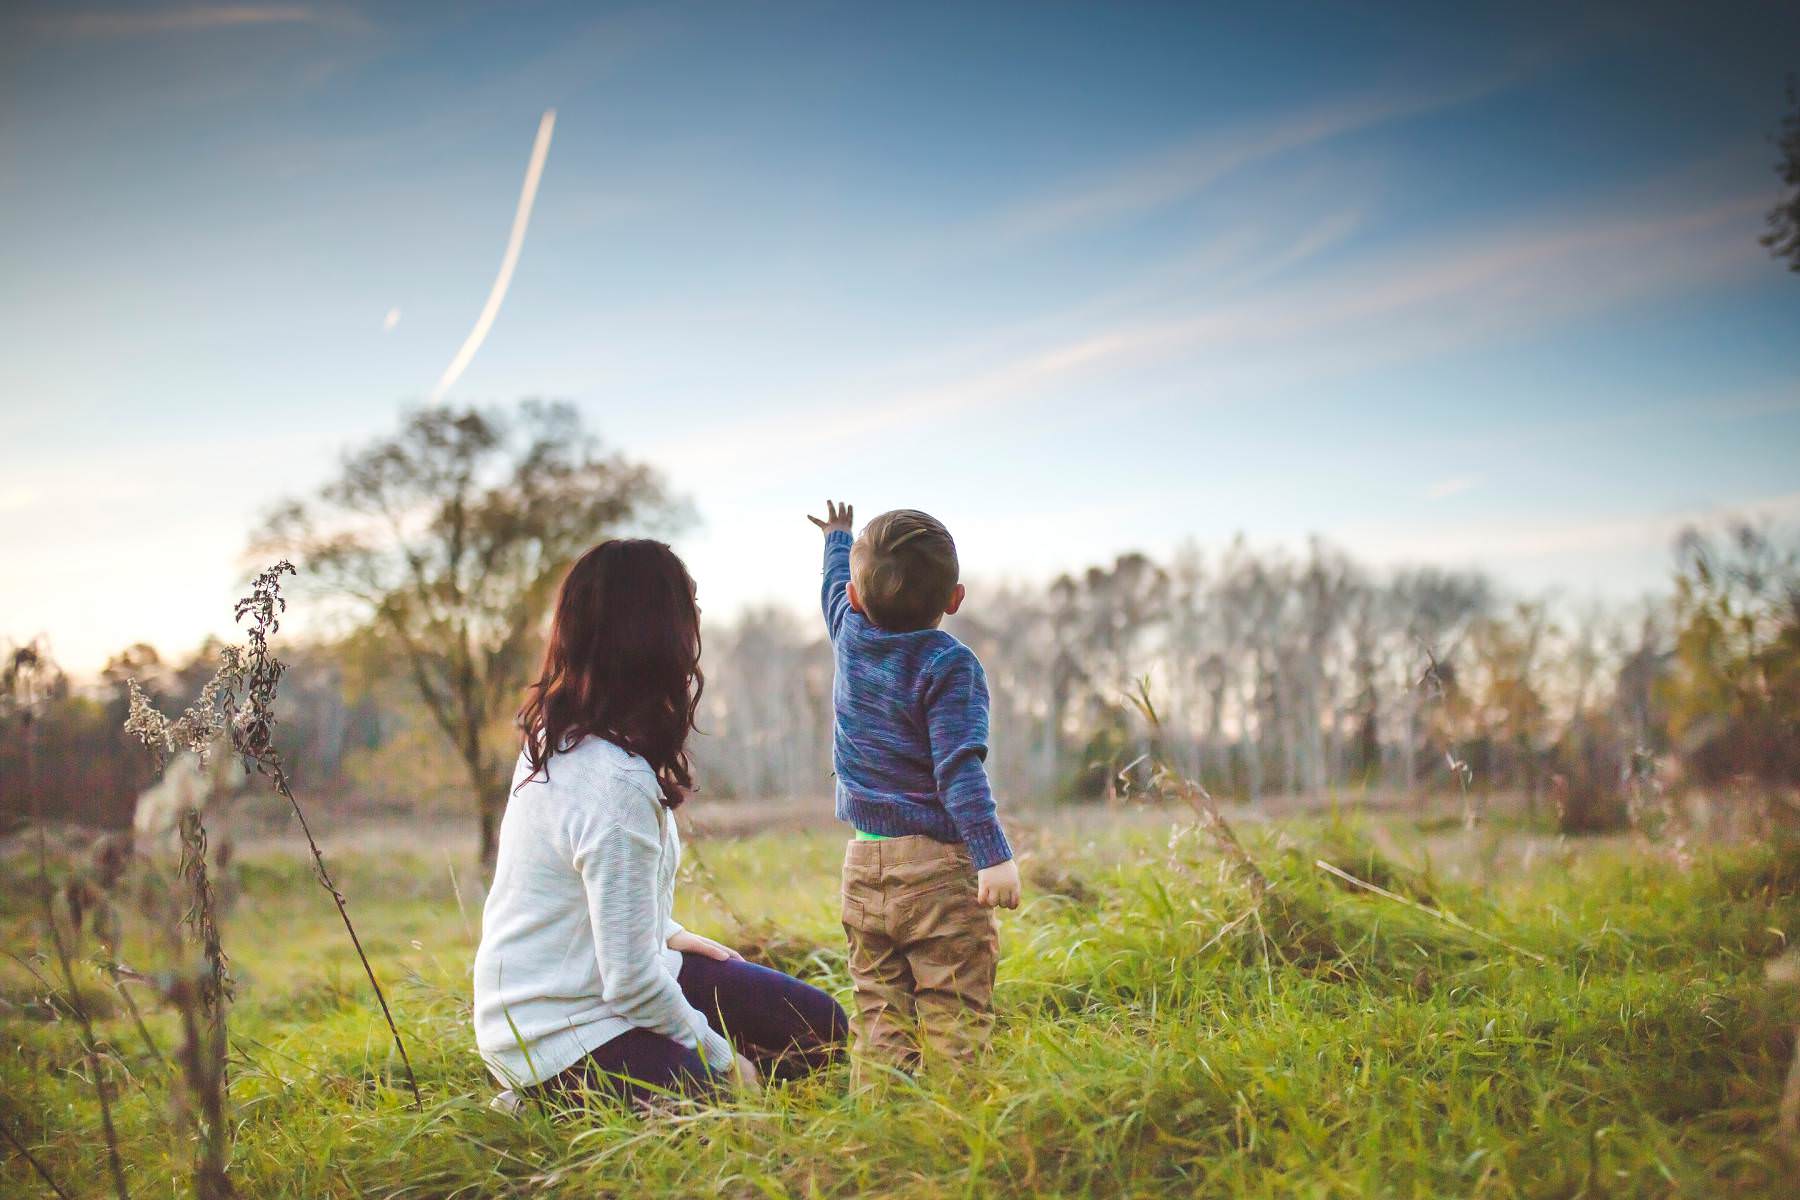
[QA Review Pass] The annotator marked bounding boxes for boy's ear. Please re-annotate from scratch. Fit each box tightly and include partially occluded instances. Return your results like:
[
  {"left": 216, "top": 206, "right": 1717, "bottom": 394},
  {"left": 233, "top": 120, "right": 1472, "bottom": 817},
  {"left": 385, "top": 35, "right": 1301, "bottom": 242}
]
[
  {"left": 944, "top": 583, "right": 965, "bottom": 616},
  {"left": 847, "top": 580, "right": 865, "bottom": 613}
]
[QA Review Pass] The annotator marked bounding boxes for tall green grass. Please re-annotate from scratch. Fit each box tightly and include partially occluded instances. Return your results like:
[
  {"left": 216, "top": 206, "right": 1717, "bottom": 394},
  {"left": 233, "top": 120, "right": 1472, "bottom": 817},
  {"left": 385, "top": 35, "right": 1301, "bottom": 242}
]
[{"left": 3, "top": 820, "right": 1797, "bottom": 1197}]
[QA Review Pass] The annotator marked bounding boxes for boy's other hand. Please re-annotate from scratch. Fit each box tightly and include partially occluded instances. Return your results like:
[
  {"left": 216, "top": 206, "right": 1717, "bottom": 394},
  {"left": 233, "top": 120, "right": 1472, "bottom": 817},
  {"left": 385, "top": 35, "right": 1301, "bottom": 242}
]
[
  {"left": 807, "top": 500, "right": 854, "bottom": 537},
  {"left": 976, "top": 859, "right": 1022, "bottom": 909}
]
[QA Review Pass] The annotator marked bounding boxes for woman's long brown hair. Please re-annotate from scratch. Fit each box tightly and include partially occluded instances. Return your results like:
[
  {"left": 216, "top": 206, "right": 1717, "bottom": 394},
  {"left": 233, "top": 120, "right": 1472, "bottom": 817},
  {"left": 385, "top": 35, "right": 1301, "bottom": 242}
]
[{"left": 517, "top": 539, "right": 702, "bottom": 807}]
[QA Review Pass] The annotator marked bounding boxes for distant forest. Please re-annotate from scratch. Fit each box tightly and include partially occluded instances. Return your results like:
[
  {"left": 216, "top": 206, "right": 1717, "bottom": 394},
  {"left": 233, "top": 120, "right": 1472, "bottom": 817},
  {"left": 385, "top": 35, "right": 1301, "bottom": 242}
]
[{"left": 5, "top": 519, "right": 1796, "bottom": 842}]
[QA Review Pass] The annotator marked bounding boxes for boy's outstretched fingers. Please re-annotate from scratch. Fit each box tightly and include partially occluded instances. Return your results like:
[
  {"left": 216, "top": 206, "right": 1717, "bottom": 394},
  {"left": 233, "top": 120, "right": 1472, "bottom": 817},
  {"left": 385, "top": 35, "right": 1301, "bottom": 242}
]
[{"left": 807, "top": 500, "right": 854, "bottom": 534}]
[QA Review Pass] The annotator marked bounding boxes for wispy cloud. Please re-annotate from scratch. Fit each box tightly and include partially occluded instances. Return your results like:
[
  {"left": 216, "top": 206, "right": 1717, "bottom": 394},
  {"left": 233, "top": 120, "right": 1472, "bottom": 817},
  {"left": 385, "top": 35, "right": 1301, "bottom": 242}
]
[
  {"left": 662, "top": 170, "right": 1768, "bottom": 488},
  {"left": 1032, "top": 205, "right": 1369, "bottom": 335},
  {"left": 692, "top": 47, "right": 1735, "bottom": 482},
  {"left": 1347, "top": 490, "right": 1800, "bottom": 570},
  {"left": 979, "top": 67, "right": 1529, "bottom": 247},
  {"left": 1411, "top": 378, "right": 1800, "bottom": 460},
  {"left": 1011, "top": 185, "right": 1767, "bottom": 391},
  {"left": 1426, "top": 476, "right": 1480, "bottom": 500},
  {"left": 659, "top": 331, "right": 1132, "bottom": 477},
  {"left": 37, "top": 5, "right": 365, "bottom": 37}
]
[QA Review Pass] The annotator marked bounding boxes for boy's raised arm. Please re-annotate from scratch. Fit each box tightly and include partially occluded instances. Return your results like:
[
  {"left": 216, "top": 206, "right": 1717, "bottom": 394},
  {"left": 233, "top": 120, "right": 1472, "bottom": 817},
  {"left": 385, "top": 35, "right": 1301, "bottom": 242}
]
[{"left": 808, "top": 499, "right": 855, "bottom": 639}]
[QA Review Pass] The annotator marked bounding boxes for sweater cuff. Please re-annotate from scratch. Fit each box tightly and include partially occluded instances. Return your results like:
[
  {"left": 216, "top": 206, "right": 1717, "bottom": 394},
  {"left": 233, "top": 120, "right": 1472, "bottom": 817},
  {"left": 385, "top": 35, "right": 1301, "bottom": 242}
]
[
  {"left": 825, "top": 529, "right": 853, "bottom": 549},
  {"left": 698, "top": 1026, "right": 735, "bottom": 1074},
  {"left": 960, "top": 820, "right": 1014, "bottom": 870}
]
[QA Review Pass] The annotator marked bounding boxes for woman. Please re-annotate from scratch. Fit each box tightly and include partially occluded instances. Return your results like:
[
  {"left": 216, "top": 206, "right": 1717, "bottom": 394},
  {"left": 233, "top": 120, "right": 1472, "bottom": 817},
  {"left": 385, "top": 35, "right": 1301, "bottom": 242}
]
[{"left": 473, "top": 539, "right": 847, "bottom": 1107}]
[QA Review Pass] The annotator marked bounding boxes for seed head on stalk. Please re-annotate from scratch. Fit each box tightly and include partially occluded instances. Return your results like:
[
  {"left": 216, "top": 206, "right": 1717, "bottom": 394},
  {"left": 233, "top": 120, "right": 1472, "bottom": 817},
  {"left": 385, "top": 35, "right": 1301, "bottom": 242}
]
[
  {"left": 1418, "top": 643, "right": 1478, "bottom": 830},
  {"left": 124, "top": 562, "right": 421, "bottom": 1107}
]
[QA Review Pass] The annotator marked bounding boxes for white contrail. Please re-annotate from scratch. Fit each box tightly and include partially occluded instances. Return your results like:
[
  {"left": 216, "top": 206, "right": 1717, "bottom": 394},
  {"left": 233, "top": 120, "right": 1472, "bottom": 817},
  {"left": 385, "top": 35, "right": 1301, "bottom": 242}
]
[{"left": 431, "top": 108, "right": 556, "bottom": 401}]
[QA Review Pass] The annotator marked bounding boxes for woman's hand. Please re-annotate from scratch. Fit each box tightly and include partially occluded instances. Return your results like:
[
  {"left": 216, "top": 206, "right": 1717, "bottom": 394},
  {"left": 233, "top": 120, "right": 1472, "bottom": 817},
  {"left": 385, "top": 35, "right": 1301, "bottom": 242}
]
[
  {"left": 731, "top": 1052, "right": 762, "bottom": 1093},
  {"left": 667, "top": 929, "right": 744, "bottom": 962}
]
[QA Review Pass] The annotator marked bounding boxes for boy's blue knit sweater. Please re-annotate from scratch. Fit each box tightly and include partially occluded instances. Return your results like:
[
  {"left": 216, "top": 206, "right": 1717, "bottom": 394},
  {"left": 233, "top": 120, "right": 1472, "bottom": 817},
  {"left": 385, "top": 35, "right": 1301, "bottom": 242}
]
[{"left": 820, "top": 529, "right": 1013, "bottom": 869}]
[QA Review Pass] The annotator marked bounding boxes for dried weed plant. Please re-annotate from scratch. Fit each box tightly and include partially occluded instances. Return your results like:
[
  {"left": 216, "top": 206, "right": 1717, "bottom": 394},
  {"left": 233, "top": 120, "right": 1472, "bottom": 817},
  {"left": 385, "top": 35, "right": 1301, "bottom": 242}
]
[
  {"left": 5, "top": 642, "right": 127, "bottom": 1199},
  {"left": 1125, "top": 677, "right": 1270, "bottom": 901},
  {"left": 1623, "top": 745, "right": 1694, "bottom": 869},
  {"left": 1418, "top": 644, "right": 1479, "bottom": 830},
  {"left": 122, "top": 564, "right": 420, "bottom": 1130}
]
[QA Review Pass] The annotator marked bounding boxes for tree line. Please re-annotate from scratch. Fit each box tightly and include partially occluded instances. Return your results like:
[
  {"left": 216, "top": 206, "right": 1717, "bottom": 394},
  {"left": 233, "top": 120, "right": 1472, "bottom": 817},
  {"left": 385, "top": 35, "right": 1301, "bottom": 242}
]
[
  {"left": 700, "top": 522, "right": 1797, "bottom": 834},
  {"left": 5, "top": 404, "right": 1796, "bottom": 858}
]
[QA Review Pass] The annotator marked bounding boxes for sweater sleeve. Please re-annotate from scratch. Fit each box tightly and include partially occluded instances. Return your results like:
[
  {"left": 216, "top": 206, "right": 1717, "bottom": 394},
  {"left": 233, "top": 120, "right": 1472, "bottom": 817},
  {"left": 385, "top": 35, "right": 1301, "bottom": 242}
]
[
  {"left": 821, "top": 530, "right": 854, "bottom": 641},
  {"left": 662, "top": 826, "right": 685, "bottom": 944},
  {"left": 921, "top": 645, "right": 1014, "bottom": 869},
  {"left": 570, "top": 814, "right": 734, "bottom": 1071}
]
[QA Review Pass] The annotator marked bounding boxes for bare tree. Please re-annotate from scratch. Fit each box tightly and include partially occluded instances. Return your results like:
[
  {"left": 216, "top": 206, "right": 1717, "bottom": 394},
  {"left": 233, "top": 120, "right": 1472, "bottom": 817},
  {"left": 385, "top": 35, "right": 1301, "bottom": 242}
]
[
  {"left": 1389, "top": 567, "right": 1491, "bottom": 797},
  {"left": 1163, "top": 544, "right": 1214, "bottom": 781},
  {"left": 695, "top": 608, "right": 830, "bottom": 801},
  {"left": 1764, "top": 76, "right": 1800, "bottom": 272},
  {"left": 948, "top": 583, "right": 1060, "bottom": 802},
  {"left": 588, "top": 527, "right": 1800, "bottom": 833},
  {"left": 254, "top": 401, "right": 682, "bottom": 865},
  {"left": 1294, "top": 539, "right": 1357, "bottom": 798}
]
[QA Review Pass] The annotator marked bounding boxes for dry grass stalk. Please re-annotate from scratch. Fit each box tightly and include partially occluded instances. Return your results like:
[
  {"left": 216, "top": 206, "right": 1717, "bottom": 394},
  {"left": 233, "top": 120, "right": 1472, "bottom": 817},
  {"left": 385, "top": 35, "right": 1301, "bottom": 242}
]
[
  {"left": 161, "top": 960, "right": 234, "bottom": 1200},
  {"left": 1767, "top": 950, "right": 1800, "bottom": 1142},
  {"left": 1418, "top": 644, "right": 1478, "bottom": 831},
  {"left": 0, "top": 1113, "right": 73, "bottom": 1200},
  {"left": 675, "top": 811, "right": 751, "bottom": 931},
  {"left": 1166, "top": 774, "right": 1271, "bottom": 900},
  {"left": 124, "top": 564, "right": 420, "bottom": 1110},
  {"left": 7, "top": 643, "right": 131, "bottom": 1200},
  {"left": 172, "top": 812, "right": 235, "bottom": 1197},
  {"left": 38, "top": 821, "right": 131, "bottom": 1200},
  {"left": 176, "top": 808, "right": 232, "bottom": 1018},
  {"left": 1623, "top": 746, "right": 1693, "bottom": 868},
  {"left": 111, "top": 860, "right": 238, "bottom": 1200},
  {"left": 224, "top": 564, "right": 420, "bottom": 1106},
  {"left": 1783, "top": 1034, "right": 1800, "bottom": 1144},
  {"left": 1312, "top": 859, "right": 1548, "bottom": 964},
  {"left": 65, "top": 846, "right": 173, "bottom": 1078},
  {"left": 99, "top": 959, "right": 167, "bottom": 1076},
  {"left": 1126, "top": 678, "right": 1270, "bottom": 900}
]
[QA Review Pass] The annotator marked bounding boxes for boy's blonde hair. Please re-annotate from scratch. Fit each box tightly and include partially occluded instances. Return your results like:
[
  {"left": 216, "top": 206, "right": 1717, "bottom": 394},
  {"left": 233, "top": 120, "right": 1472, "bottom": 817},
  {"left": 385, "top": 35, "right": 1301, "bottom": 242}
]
[{"left": 851, "top": 509, "right": 959, "bottom": 632}]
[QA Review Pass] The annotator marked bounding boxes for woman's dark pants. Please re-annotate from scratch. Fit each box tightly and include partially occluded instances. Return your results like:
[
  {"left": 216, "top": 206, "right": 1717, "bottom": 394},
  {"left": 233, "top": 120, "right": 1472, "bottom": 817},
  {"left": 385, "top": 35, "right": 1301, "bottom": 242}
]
[{"left": 530, "top": 953, "right": 848, "bottom": 1109}]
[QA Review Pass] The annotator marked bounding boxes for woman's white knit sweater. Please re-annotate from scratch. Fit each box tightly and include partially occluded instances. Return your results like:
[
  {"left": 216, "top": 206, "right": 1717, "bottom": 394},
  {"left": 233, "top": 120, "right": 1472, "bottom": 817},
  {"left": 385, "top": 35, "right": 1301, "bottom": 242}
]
[{"left": 472, "top": 736, "right": 734, "bottom": 1087}]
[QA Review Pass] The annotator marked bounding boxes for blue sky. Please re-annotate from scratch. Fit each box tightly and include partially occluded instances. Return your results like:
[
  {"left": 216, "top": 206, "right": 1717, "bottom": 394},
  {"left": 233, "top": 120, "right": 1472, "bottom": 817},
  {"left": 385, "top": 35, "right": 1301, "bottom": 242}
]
[{"left": 2, "top": 1, "right": 1797, "bottom": 674}]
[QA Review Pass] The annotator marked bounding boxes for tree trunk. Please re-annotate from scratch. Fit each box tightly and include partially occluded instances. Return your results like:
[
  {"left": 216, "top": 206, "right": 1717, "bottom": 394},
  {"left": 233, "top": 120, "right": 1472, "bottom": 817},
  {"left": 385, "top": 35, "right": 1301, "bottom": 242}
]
[
  {"left": 465, "top": 741, "right": 501, "bottom": 872},
  {"left": 478, "top": 795, "right": 500, "bottom": 871}
]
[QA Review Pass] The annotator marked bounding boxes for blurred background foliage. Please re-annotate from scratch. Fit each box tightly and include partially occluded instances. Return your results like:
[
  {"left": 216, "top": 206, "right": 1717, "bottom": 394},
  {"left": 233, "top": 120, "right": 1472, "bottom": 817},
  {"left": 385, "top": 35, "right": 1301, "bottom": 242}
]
[{"left": 4, "top": 404, "right": 1798, "bottom": 855}]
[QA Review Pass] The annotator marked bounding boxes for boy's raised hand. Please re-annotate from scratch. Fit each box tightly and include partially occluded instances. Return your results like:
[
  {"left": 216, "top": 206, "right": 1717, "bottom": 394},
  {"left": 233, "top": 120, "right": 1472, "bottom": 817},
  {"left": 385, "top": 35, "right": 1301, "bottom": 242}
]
[{"left": 807, "top": 500, "right": 854, "bottom": 537}]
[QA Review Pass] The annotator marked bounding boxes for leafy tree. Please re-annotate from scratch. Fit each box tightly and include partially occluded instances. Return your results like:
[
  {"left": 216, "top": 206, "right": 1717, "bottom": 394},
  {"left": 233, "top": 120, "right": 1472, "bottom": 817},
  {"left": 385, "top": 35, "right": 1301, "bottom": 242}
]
[
  {"left": 254, "top": 401, "right": 683, "bottom": 865},
  {"left": 1661, "top": 524, "right": 1800, "bottom": 787},
  {"left": 1766, "top": 77, "right": 1800, "bottom": 272}
]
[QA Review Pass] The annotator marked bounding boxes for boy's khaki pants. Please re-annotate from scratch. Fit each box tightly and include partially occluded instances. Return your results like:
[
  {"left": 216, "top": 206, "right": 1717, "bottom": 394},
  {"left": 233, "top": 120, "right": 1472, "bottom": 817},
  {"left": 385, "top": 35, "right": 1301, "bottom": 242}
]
[{"left": 840, "top": 834, "right": 998, "bottom": 1074}]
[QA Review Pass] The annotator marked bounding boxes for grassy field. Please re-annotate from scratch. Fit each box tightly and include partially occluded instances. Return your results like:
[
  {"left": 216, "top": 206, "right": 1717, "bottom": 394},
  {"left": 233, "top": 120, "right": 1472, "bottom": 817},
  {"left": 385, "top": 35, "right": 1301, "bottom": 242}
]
[{"left": 3, "top": 813, "right": 1799, "bottom": 1198}]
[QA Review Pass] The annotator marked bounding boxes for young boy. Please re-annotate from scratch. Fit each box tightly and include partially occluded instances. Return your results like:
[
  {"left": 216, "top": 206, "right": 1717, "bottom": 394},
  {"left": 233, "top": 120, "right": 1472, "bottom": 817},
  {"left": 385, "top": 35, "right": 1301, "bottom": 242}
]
[{"left": 807, "top": 500, "right": 1022, "bottom": 1073}]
